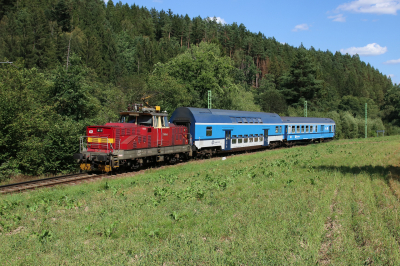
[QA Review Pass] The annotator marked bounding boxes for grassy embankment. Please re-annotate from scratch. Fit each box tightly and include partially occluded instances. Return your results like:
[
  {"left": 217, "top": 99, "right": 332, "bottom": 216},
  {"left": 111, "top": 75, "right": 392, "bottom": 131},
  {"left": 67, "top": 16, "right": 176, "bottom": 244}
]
[{"left": 1, "top": 136, "right": 400, "bottom": 264}]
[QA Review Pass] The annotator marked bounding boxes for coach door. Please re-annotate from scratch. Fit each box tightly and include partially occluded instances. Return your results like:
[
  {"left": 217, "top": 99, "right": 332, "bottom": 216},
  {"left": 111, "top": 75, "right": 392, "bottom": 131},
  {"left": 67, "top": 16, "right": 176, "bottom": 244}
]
[
  {"left": 284, "top": 125, "right": 288, "bottom": 140},
  {"left": 225, "top": 130, "right": 231, "bottom": 150},
  {"left": 263, "top": 129, "right": 269, "bottom": 146}
]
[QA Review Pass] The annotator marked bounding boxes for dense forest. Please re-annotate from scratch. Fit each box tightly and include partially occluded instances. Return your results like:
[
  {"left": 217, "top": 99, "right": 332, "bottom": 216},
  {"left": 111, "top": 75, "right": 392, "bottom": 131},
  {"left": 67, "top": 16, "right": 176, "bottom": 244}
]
[{"left": 1, "top": 0, "right": 400, "bottom": 178}]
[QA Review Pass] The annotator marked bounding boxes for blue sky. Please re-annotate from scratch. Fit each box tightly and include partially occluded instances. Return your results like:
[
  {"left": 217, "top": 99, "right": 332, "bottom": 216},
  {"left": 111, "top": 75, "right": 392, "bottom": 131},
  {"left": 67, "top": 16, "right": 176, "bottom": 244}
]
[{"left": 119, "top": 0, "right": 400, "bottom": 85}]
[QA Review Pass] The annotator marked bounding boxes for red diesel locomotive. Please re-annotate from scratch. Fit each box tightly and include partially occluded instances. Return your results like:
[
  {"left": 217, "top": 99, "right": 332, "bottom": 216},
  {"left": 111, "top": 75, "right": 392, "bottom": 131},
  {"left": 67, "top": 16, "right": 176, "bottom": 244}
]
[{"left": 74, "top": 105, "right": 191, "bottom": 172}]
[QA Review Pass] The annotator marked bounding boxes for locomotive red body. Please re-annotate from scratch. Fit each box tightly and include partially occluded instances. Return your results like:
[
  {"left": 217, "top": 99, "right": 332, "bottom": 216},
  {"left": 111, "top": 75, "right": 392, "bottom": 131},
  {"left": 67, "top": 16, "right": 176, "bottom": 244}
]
[{"left": 74, "top": 106, "right": 191, "bottom": 172}]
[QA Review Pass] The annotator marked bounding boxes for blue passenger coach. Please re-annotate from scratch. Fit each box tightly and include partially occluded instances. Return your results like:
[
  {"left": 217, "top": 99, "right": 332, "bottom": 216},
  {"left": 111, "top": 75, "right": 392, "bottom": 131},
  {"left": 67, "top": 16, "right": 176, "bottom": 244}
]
[
  {"left": 280, "top": 116, "right": 335, "bottom": 142},
  {"left": 169, "top": 107, "right": 283, "bottom": 151}
]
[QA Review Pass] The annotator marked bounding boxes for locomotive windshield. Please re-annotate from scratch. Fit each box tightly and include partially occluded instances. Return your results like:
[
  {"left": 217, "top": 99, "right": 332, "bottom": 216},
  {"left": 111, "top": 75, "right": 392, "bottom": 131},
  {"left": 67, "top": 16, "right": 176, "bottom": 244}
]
[{"left": 120, "top": 115, "right": 153, "bottom": 126}]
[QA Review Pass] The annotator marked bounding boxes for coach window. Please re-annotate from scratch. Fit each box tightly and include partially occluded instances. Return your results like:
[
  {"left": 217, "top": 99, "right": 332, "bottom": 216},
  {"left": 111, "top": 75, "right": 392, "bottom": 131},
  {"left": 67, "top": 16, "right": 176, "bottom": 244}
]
[
  {"left": 316, "top": 125, "right": 318, "bottom": 132},
  {"left": 275, "top": 126, "right": 279, "bottom": 133},
  {"left": 206, "top": 127, "right": 212, "bottom": 136},
  {"left": 232, "top": 135, "right": 237, "bottom": 144},
  {"left": 321, "top": 125, "right": 324, "bottom": 132},
  {"left": 249, "top": 134, "right": 254, "bottom": 142},
  {"left": 237, "top": 117, "right": 242, "bottom": 123},
  {"left": 280, "top": 126, "right": 282, "bottom": 133},
  {"left": 310, "top": 126, "right": 313, "bottom": 132},
  {"left": 244, "top": 134, "right": 248, "bottom": 143},
  {"left": 292, "top": 126, "right": 296, "bottom": 133},
  {"left": 306, "top": 126, "right": 309, "bottom": 133},
  {"left": 259, "top": 134, "right": 263, "bottom": 142},
  {"left": 238, "top": 135, "right": 243, "bottom": 144},
  {"left": 288, "top": 126, "right": 291, "bottom": 133},
  {"left": 301, "top": 126, "right": 304, "bottom": 133},
  {"left": 242, "top": 118, "right": 248, "bottom": 123},
  {"left": 257, "top": 118, "right": 263, "bottom": 123}
]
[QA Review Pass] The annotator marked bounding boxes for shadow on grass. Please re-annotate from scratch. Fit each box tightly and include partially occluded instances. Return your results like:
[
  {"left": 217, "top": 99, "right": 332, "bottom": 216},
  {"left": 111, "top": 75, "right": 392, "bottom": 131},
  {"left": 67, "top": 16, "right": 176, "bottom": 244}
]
[{"left": 313, "top": 165, "right": 400, "bottom": 183}]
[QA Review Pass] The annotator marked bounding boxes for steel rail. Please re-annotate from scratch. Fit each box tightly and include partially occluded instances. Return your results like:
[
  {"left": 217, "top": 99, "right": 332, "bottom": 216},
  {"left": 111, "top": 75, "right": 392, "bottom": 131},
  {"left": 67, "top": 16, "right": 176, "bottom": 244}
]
[{"left": 0, "top": 172, "right": 108, "bottom": 194}]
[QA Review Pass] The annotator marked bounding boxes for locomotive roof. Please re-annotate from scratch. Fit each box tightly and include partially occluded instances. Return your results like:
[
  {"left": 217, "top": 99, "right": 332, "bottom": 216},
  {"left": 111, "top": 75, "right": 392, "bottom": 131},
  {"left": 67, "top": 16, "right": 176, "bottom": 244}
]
[
  {"left": 119, "top": 111, "right": 168, "bottom": 116},
  {"left": 170, "top": 107, "right": 282, "bottom": 124},
  {"left": 280, "top": 116, "right": 335, "bottom": 124}
]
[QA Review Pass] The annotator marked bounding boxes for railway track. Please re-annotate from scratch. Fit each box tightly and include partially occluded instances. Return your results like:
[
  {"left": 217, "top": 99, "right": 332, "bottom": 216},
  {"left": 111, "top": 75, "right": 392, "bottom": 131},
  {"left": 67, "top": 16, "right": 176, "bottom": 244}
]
[{"left": 0, "top": 172, "right": 110, "bottom": 194}]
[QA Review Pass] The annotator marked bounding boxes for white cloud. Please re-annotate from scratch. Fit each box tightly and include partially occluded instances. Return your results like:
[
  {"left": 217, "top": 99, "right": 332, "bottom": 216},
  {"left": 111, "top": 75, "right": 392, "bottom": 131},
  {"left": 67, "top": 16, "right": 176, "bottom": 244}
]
[
  {"left": 328, "top": 14, "right": 346, "bottom": 22},
  {"left": 292, "top": 24, "right": 309, "bottom": 32},
  {"left": 340, "top": 43, "right": 387, "bottom": 56},
  {"left": 207, "top": 17, "right": 227, "bottom": 24},
  {"left": 337, "top": 0, "right": 400, "bottom": 15},
  {"left": 387, "top": 74, "right": 395, "bottom": 78},
  {"left": 383, "top": 58, "right": 400, "bottom": 64}
]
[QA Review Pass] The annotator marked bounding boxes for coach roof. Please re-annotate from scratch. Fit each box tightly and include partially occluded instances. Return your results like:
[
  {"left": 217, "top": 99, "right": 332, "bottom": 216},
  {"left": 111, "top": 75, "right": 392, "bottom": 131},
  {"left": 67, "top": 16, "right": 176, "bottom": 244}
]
[
  {"left": 280, "top": 116, "right": 335, "bottom": 124},
  {"left": 170, "top": 107, "right": 282, "bottom": 124}
]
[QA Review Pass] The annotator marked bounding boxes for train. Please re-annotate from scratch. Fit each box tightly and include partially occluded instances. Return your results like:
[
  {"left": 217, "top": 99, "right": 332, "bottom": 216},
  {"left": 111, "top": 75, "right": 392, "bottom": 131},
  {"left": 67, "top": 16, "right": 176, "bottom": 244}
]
[{"left": 73, "top": 105, "right": 335, "bottom": 172}]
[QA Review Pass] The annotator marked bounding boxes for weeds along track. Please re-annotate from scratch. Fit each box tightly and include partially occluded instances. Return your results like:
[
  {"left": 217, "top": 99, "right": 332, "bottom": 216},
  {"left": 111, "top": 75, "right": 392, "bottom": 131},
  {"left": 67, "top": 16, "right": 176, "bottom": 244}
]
[{"left": 0, "top": 173, "right": 110, "bottom": 194}]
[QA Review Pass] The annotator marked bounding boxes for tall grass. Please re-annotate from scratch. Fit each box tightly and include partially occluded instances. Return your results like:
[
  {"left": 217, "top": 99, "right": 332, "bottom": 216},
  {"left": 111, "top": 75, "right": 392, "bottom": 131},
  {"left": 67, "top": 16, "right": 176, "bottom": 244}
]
[{"left": 1, "top": 136, "right": 400, "bottom": 264}]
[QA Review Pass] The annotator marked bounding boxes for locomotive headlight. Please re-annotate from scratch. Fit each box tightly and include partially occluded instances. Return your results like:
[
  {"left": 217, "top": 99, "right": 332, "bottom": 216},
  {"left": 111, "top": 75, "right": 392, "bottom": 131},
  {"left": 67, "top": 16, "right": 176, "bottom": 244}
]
[{"left": 97, "top": 128, "right": 103, "bottom": 132}]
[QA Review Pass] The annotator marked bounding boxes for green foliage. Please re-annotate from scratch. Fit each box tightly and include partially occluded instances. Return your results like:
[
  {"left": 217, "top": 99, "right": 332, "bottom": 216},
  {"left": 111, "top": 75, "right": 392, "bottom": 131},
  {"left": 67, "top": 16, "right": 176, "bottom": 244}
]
[{"left": 0, "top": 1, "right": 398, "bottom": 179}]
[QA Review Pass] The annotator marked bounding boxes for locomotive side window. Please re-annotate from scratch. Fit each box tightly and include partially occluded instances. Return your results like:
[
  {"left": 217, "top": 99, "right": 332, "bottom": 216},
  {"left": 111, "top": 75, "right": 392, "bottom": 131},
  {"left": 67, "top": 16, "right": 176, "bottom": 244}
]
[
  {"left": 232, "top": 135, "right": 237, "bottom": 144},
  {"left": 138, "top": 116, "right": 153, "bottom": 126},
  {"left": 238, "top": 135, "right": 243, "bottom": 144},
  {"left": 206, "top": 127, "right": 212, "bottom": 136}
]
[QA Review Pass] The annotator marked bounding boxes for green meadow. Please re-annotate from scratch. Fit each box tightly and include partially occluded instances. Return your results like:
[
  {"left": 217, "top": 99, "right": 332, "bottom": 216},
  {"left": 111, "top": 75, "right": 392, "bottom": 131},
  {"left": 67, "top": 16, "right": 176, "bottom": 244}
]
[{"left": 1, "top": 136, "right": 400, "bottom": 265}]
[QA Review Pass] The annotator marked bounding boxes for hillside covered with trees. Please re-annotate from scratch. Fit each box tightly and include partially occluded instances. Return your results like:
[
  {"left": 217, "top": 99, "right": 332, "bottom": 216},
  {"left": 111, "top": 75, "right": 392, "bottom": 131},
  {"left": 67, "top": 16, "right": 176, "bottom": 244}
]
[{"left": 1, "top": 0, "right": 400, "bottom": 178}]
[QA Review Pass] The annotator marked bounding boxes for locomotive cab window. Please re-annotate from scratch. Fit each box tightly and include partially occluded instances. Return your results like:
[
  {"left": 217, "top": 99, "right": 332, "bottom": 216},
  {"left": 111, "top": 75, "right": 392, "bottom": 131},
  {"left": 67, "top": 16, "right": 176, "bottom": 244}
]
[
  {"left": 138, "top": 115, "right": 153, "bottom": 126},
  {"left": 206, "top": 127, "right": 212, "bottom": 136}
]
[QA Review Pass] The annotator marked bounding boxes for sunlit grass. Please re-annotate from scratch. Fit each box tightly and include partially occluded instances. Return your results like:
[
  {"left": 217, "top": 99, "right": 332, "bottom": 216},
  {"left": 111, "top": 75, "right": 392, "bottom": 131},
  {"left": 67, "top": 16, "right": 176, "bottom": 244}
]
[{"left": 1, "top": 136, "right": 400, "bottom": 264}]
